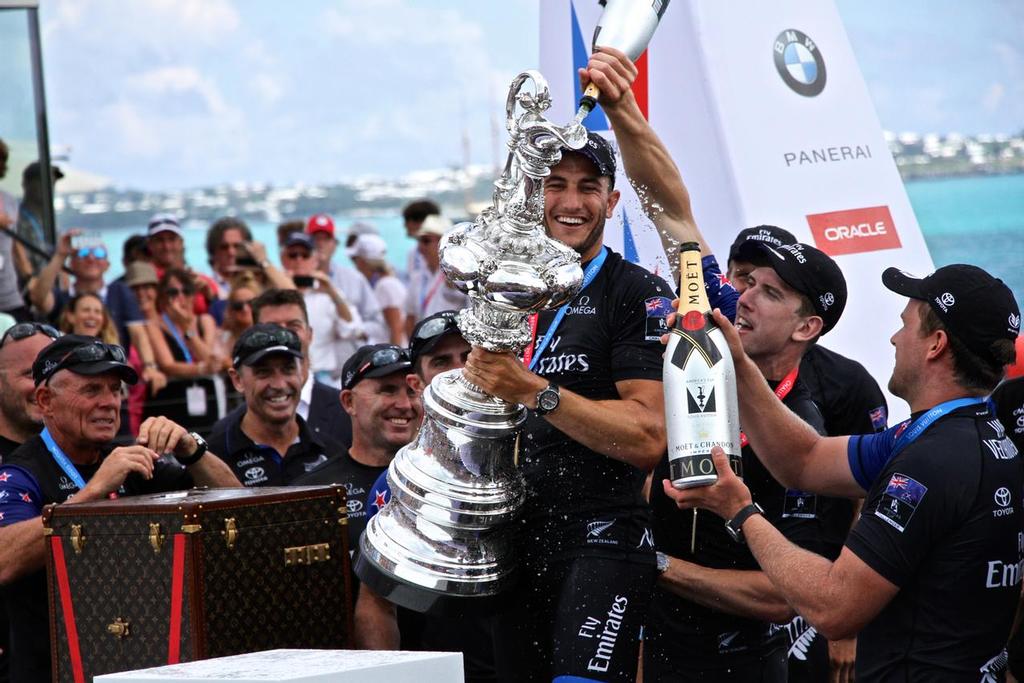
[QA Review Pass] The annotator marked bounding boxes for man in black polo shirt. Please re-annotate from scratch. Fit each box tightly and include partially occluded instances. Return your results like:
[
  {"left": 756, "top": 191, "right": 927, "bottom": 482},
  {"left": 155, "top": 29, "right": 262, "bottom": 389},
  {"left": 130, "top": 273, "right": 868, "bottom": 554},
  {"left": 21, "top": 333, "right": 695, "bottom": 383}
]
[
  {"left": 664, "top": 264, "right": 1021, "bottom": 680},
  {"left": 294, "top": 343, "right": 419, "bottom": 550},
  {"left": 0, "top": 335, "right": 240, "bottom": 683},
  {"left": 462, "top": 59, "right": 671, "bottom": 683},
  {"left": 294, "top": 343, "right": 419, "bottom": 651},
  {"left": 251, "top": 288, "right": 353, "bottom": 452},
  {"left": 208, "top": 324, "right": 332, "bottom": 485}
]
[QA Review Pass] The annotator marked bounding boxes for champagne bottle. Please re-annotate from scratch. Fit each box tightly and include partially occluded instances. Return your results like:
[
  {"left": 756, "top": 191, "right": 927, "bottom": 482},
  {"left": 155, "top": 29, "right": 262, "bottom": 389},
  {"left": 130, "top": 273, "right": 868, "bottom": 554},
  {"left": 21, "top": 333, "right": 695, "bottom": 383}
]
[
  {"left": 578, "top": 0, "right": 672, "bottom": 115},
  {"left": 663, "top": 242, "right": 742, "bottom": 489}
]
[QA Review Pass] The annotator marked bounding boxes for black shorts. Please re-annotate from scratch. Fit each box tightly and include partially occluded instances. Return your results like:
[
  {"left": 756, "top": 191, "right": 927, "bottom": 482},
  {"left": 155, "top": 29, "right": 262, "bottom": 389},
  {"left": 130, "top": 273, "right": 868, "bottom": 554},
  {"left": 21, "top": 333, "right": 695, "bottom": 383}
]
[
  {"left": 643, "top": 621, "right": 788, "bottom": 683},
  {"left": 493, "top": 552, "right": 655, "bottom": 683}
]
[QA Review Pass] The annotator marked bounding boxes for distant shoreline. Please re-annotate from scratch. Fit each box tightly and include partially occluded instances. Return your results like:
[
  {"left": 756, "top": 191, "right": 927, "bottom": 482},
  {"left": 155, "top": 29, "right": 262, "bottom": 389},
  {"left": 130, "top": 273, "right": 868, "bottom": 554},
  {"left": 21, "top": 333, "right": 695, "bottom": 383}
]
[{"left": 900, "top": 169, "right": 1024, "bottom": 183}]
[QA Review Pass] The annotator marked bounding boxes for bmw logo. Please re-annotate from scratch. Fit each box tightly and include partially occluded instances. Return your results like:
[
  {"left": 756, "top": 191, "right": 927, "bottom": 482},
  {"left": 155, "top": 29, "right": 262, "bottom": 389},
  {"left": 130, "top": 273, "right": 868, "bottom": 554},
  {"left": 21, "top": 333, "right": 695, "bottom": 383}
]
[{"left": 774, "top": 29, "right": 826, "bottom": 97}]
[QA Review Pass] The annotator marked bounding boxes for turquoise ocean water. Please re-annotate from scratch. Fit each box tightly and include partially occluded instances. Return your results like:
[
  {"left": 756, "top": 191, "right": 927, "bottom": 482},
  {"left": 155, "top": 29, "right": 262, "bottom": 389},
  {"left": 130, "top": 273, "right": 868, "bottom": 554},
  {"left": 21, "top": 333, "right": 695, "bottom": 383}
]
[{"left": 97, "top": 174, "right": 1024, "bottom": 306}]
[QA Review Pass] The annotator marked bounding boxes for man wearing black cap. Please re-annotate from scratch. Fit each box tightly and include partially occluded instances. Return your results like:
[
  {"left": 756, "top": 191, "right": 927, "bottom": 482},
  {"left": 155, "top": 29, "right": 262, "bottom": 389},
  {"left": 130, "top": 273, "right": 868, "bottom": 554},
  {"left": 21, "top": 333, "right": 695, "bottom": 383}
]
[
  {"left": 462, "top": 56, "right": 672, "bottom": 683},
  {"left": 663, "top": 264, "right": 1021, "bottom": 680},
  {"left": 207, "top": 324, "right": 334, "bottom": 486},
  {"left": 725, "top": 227, "right": 889, "bottom": 443},
  {"left": 295, "top": 343, "right": 419, "bottom": 548},
  {"left": 251, "top": 288, "right": 353, "bottom": 451},
  {"left": 646, "top": 238, "right": 859, "bottom": 681},
  {"left": 0, "top": 335, "right": 239, "bottom": 682},
  {"left": 407, "top": 310, "right": 470, "bottom": 393}
]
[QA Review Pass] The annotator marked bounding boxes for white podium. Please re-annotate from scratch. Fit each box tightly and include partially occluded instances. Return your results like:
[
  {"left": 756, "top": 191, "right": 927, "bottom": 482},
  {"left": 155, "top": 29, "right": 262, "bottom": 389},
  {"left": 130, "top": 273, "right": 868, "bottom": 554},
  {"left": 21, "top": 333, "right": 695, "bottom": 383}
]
[{"left": 94, "top": 649, "right": 464, "bottom": 682}]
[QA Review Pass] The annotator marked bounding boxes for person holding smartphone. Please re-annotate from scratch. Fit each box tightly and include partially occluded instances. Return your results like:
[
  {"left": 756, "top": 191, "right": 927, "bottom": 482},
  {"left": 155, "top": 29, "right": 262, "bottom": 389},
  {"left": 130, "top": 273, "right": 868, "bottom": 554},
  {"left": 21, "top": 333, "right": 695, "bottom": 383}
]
[{"left": 279, "top": 232, "right": 359, "bottom": 386}]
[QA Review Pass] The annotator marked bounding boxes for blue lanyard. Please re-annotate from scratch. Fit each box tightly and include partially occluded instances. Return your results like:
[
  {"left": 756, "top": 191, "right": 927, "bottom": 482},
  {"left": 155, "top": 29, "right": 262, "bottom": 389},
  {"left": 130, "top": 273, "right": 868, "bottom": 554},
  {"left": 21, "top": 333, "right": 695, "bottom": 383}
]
[
  {"left": 891, "top": 397, "right": 989, "bottom": 457},
  {"left": 41, "top": 427, "right": 87, "bottom": 491},
  {"left": 162, "top": 313, "right": 193, "bottom": 363},
  {"left": 529, "top": 247, "right": 609, "bottom": 372}
]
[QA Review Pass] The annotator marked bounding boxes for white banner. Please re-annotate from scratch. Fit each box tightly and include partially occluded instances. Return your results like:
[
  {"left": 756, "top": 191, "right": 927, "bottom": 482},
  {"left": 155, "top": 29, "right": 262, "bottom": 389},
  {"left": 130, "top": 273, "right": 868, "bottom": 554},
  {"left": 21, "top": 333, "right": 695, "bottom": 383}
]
[{"left": 540, "top": 0, "right": 935, "bottom": 421}]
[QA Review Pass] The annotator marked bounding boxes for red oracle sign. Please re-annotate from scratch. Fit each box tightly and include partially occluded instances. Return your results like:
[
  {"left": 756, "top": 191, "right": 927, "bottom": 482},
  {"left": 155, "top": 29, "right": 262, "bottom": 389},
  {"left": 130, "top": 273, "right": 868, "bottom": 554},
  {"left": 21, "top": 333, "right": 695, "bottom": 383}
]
[{"left": 807, "top": 205, "right": 902, "bottom": 256}]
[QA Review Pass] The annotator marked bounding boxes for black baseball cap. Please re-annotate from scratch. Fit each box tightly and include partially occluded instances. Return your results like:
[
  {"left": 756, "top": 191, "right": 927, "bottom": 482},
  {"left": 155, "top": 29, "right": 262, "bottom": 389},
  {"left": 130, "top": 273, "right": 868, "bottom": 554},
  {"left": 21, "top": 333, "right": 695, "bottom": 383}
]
[
  {"left": 33, "top": 335, "right": 137, "bottom": 386},
  {"left": 735, "top": 241, "right": 847, "bottom": 335},
  {"left": 562, "top": 130, "right": 616, "bottom": 179},
  {"left": 409, "top": 310, "right": 463, "bottom": 365},
  {"left": 284, "top": 232, "right": 314, "bottom": 250},
  {"left": 728, "top": 225, "right": 797, "bottom": 264},
  {"left": 882, "top": 264, "right": 1021, "bottom": 367},
  {"left": 342, "top": 344, "right": 412, "bottom": 390},
  {"left": 232, "top": 324, "right": 303, "bottom": 369}
]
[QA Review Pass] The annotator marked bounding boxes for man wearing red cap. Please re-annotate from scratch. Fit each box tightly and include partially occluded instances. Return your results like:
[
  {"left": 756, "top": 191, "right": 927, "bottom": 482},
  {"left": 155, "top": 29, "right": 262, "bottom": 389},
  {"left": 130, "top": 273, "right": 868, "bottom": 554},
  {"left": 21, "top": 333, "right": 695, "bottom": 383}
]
[{"left": 306, "top": 214, "right": 386, "bottom": 344}]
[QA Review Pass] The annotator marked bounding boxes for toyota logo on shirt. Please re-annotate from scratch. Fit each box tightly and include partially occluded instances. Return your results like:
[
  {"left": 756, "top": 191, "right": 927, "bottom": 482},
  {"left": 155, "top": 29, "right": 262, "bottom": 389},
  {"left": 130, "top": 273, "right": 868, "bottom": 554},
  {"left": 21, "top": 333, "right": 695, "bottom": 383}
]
[{"left": 995, "top": 487, "right": 1012, "bottom": 508}]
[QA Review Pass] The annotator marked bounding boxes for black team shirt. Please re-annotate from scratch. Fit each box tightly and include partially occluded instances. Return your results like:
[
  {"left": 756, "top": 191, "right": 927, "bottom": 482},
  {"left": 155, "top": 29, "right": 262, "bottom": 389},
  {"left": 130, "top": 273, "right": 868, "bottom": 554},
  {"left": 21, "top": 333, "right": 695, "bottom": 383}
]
[
  {"left": 646, "top": 378, "right": 829, "bottom": 666},
  {"left": 207, "top": 412, "right": 332, "bottom": 487},
  {"left": 518, "top": 248, "right": 673, "bottom": 561},
  {"left": 846, "top": 402, "right": 1023, "bottom": 680}
]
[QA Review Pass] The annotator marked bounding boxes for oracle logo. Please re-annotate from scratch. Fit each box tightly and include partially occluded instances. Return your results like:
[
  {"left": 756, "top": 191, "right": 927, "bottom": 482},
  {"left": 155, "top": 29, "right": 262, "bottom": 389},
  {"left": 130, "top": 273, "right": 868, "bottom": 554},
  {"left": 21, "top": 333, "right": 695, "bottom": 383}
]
[{"left": 807, "top": 206, "right": 902, "bottom": 256}]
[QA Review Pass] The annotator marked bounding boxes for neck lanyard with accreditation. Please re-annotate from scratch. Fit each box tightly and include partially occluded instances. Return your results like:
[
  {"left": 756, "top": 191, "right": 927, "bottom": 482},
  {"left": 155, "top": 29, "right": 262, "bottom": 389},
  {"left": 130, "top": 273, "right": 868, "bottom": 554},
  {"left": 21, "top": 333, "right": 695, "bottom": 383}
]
[
  {"left": 890, "top": 396, "right": 989, "bottom": 458},
  {"left": 739, "top": 366, "right": 799, "bottom": 449},
  {"left": 162, "top": 313, "right": 193, "bottom": 363},
  {"left": 524, "top": 247, "right": 609, "bottom": 371},
  {"left": 40, "top": 427, "right": 117, "bottom": 498}
]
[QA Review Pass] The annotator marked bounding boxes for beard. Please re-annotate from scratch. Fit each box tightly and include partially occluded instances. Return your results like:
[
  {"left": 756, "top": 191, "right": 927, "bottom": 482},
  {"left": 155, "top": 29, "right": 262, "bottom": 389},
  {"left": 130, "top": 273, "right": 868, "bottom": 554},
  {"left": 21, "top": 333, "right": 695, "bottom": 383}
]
[{"left": 545, "top": 215, "right": 606, "bottom": 260}]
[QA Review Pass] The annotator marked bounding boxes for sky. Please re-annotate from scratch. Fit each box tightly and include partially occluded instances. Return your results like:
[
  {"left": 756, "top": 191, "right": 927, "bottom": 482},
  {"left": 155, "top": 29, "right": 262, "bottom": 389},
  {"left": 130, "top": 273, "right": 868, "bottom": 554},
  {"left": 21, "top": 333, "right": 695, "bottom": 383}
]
[{"left": 33, "top": 0, "right": 1024, "bottom": 191}]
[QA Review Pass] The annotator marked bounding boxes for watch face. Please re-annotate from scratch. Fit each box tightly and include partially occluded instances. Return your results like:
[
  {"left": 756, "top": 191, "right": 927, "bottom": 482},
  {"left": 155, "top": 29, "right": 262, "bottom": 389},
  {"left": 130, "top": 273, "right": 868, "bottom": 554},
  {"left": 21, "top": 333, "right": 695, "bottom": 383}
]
[{"left": 539, "top": 392, "right": 559, "bottom": 411}]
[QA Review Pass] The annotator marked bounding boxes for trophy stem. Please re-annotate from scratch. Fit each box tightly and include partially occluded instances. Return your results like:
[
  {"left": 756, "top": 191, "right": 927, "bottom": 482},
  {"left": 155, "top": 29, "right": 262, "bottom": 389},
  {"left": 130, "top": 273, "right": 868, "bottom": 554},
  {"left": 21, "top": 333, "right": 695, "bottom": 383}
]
[{"left": 355, "top": 69, "right": 587, "bottom": 615}]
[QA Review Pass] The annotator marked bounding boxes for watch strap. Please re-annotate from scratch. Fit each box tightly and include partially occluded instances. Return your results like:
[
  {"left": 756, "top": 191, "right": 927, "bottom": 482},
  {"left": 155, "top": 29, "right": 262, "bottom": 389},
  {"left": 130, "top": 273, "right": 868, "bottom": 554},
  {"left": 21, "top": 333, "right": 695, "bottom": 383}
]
[
  {"left": 176, "top": 432, "right": 208, "bottom": 466},
  {"left": 725, "top": 502, "right": 764, "bottom": 543}
]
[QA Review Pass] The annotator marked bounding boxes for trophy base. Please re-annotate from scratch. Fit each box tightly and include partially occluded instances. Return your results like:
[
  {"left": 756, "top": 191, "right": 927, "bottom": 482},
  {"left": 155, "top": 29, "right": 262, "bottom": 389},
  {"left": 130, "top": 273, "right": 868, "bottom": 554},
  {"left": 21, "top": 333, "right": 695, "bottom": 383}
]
[{"left": 354, "top": 547, "right": 518, "bottom": 618}]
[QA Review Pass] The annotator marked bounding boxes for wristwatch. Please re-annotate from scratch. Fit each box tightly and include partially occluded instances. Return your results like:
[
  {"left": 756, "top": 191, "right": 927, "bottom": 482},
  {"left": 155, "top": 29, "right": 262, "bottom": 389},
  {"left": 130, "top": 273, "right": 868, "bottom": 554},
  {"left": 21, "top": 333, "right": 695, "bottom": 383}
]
[
  {"left": 655, "top": 551, "right": 670, "bottom": 575},
  {"left": 534, "top": 383, "right": 561, "bottom": 416},
  {"left": 725, "top": 502, "right": 765, "bottom": 544},
  {"left": 177, "top": 432, "right": 208, "bottom": 467}
]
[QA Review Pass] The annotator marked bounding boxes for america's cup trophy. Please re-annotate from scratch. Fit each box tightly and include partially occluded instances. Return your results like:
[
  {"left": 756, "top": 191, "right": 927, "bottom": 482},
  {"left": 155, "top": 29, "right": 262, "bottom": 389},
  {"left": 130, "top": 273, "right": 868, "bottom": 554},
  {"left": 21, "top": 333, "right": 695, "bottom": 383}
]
[{"left": 355, "top": 71, "right": 586, "bottom": 615}]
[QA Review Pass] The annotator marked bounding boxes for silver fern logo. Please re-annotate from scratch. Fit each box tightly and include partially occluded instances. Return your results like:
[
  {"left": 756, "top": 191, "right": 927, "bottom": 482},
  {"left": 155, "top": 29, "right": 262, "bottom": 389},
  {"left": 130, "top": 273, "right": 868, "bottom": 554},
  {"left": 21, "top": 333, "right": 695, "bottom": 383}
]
[
  {"left": 587, "top": 520, "right": 615, "bottom": 538},
  {"left": 784, "top": 616, "right": 818, "bottom": 661}
]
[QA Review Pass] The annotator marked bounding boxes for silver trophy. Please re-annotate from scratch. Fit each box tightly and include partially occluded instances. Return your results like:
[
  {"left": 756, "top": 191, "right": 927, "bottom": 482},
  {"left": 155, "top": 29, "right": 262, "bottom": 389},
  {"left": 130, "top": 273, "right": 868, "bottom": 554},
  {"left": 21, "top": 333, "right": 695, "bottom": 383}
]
[{"left": 355, "top": 71, "right": 586, "bottom": 615}]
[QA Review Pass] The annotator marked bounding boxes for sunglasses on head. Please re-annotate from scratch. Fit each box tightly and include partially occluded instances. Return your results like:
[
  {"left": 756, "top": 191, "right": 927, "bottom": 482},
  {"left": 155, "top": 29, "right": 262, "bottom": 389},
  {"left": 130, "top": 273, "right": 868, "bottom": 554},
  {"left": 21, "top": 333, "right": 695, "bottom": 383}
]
[
  {"left": 347, "top": 347, "right": 411, "bottom": 389},
  {"left": 239, "top": 328, "right": 297, "bottom": 350},
  {"left": 76, "top": 247, "right": 108, "bottom": 260},
  {"left": 163, "top": 286, "right": 194, "bottom": 298},
  {"left": 44, "top": 342, "right": 127, "bottom": 385},
  {"left": 229, "top": 300, "right": 253, "bottom": 312},
  {"left": 1, "top": 322, "right": 62, "bottom": 347},
  {"left": 413, "top": 314, "right": 459, "bottom": 341}
]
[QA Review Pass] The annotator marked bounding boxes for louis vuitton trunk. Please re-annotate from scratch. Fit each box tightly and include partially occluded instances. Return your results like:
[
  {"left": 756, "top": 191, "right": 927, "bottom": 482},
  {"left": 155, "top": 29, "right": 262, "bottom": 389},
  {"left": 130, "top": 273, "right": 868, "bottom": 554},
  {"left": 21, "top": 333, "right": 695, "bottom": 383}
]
[{"left": 41, "top": 486, "right": 353, "bottom": 683}]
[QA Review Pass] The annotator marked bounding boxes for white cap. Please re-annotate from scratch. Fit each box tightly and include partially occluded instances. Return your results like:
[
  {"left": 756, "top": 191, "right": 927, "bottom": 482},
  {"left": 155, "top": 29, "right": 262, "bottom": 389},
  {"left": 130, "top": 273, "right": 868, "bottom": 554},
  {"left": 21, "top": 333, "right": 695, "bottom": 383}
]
[
  {"left": 347, "top": 233, "right": 388, "bottom": 262},
  {"left": 416, "top": 214, "right": 453, "bottom": 237},
  {"left": 147, "top": 212, "right": 183, "bottom": 238}
]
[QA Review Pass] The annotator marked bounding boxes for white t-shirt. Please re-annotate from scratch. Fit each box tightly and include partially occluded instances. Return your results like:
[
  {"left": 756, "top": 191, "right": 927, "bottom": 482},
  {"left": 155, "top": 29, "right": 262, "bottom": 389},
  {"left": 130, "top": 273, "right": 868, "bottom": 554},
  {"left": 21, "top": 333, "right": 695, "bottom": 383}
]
[
  {"left": 304, "top": 287, "right": 364, "bottom": 379},
  {"left": 373, "top": 274, "right": 407, "bottom": 311},
  {"left": 331, "top": 264, "right": 385, "bottom": 345}
]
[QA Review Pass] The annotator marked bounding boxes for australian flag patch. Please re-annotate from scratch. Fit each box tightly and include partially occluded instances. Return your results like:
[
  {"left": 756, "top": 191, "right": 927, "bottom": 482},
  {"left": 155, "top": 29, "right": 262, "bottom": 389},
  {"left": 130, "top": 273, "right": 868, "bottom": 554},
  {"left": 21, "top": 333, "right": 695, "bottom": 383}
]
[
  {"left": 644, "top": 296, "right": 674, "bottom": 341},
  {"left": 874, "top": 473, "right": 927, "bottom": 532}
]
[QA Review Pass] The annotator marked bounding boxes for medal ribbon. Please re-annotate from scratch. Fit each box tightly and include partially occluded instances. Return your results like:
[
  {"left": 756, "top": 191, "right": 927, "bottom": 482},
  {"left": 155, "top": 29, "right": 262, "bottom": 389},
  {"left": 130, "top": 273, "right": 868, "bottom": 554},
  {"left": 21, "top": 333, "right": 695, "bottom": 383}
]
[{"left": 739, "top": 366, "right": 799, "bottom": 448}]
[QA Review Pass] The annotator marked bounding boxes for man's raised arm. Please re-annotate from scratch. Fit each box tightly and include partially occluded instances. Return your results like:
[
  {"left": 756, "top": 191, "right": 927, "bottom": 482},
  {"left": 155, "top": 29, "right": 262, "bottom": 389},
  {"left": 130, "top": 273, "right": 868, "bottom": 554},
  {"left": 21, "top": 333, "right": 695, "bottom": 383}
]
[
  {"left": 585, "top": 47, "right": 710, "bottom": 260},
  {"left": 710, "top": 308, "right": 865, "bottom": 498}
]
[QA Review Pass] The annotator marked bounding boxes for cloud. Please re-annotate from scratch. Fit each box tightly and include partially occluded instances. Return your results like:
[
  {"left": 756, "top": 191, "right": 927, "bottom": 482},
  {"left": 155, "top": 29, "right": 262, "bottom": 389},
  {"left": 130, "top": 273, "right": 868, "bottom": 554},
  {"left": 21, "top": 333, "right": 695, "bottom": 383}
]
[{"left": 982, "top": 82, "right": 1006, "bottom": 111}]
